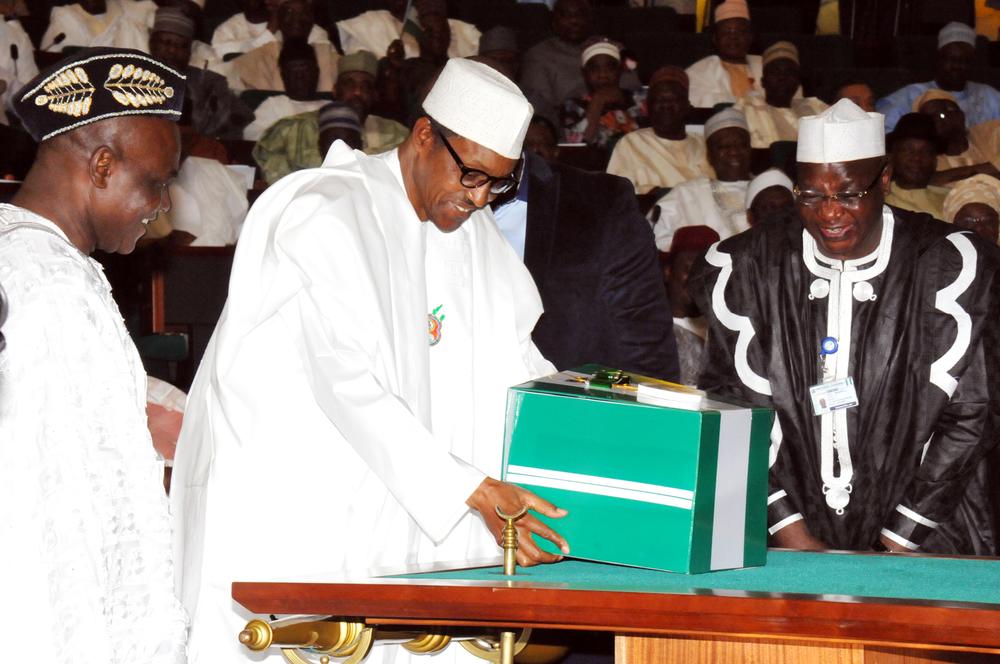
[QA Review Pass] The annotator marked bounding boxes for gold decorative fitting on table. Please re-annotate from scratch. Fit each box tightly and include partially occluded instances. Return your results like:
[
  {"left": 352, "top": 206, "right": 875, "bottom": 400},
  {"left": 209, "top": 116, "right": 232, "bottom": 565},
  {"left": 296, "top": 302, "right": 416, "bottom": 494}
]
[{"left": 495, "top": 505, "right": 528, "bottom": 577}]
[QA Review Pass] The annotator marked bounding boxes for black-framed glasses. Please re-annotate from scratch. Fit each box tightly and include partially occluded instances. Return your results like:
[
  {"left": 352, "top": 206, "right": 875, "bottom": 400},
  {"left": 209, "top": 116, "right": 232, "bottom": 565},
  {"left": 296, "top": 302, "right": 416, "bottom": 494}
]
[
  {"left": 437, "top": 131, "right": 520, "bottom": 195},
  {"left": 793, "top": 165, "right": 886, "bottom": 209}
]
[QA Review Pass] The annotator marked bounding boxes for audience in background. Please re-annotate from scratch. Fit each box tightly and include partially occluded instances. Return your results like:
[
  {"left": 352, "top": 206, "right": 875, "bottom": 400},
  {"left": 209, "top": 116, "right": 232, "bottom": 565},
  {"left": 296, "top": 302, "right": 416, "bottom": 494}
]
[
  {"left": 744, "top": 168, "right": 794, "bottom": 226},
  {"left": 686, "top": 0, "right": 761, "bottom": 108},
  {"left": 210, "top": 0, "right": 278, "bottom": 62},
  {"left": 0, "top": 11, "right": 36, "bottom": 125},
  {"left": 914, "top": 89, "right": 1000, "bottom": 186},
  {"left": 477, "top": 26, "right": 520, "bottom": 82},
  {"left": 607, "top": 66, "right": 711, "bottom": 195},
  {"left": 878, "top": 22, "right": 1000, "bottom": 131},
  {"left": 150, "top": 7, "right": 251, "bottom": 140},
  {"left": 885, "top": 112, "right": 948, "bottom": 220},
  {"left": 523, "top": 114, "right": 560, "bottom": 161},
  {"left": 736, "top": 41, "right": 826, "bottom": 148},
  {"left": 242, "top": 38, "right": 327, "bottom": 141},
  {"left": 41, "top": 0, "right": 154, "bottom": 52},
  {"left": 650, "top": 108, "right": 753, "bottom": 251},
  {"left": 835, "top": 82, "right": 876, "bottom": 112},
  {"left": 561, "top": 37, "right": 642, "bottom": 151},
  {"left": 521, "top": 0, "right": 593, "bottom": 126},
  {"left": 942, "top": 174, "right": 1000, "bottom": 244},
  {"left": 317, "top": 101, "right": 363, "bottom": 153},
  {"left": 227, "top": 0, "right": 335, "bottom": 93},
  {"left": 336, "top": 0, "right": 479, "bottom": 60}
]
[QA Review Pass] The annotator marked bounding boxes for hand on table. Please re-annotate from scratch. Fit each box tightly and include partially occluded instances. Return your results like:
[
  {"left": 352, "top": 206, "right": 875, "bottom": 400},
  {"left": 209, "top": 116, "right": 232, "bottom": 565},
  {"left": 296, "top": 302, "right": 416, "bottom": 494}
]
[
  {"left": 467, "top": 477, "right": 569, "bottom": 567},
  {"left": 771, "top": 519, "right": 826, "bottom": 551}
]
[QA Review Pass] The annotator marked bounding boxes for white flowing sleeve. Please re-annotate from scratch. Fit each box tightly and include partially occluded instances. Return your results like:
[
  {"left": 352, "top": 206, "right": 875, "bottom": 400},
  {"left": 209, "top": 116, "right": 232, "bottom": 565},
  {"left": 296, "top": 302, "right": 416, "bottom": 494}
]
[{"left": 272, "top": 193, "right": 486, "bottom": 544}]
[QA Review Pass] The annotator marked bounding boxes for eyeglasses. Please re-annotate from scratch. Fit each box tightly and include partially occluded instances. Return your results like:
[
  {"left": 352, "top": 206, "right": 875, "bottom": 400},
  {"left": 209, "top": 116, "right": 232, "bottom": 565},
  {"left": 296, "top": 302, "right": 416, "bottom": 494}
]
[
  {"left": 793, "top": 166, "right": 885, "bottom": 209},
  {"left": 437, "top": 131, "right": 519, "bottom": 195}
]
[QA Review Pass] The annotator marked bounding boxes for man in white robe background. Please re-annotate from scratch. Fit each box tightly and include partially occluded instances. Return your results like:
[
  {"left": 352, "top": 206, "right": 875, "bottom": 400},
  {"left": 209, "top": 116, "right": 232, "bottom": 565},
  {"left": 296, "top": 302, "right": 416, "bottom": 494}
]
[
  {"left": 172, "top": 57, "right": 569, "bottom": 663},
  {"left": 0, "top": 47, "right": 188, "bottom": 664}
]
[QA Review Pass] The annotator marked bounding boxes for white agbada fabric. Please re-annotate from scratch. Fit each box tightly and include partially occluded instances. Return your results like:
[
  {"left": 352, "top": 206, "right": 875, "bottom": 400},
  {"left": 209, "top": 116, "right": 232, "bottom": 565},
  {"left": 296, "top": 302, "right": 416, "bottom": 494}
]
[
  {"left": 171, "top": 142, "right": 554, "bottom": 663},
  {"left": 0, "top": 19, "right": 38, "bottom": 125},
  {"left": 41, "top": 0, "right": 155, "bottom": 52},
  {"left": 337, "top": 9, "right": 480, "bottom": 59},
  {"left": 649, "top": 177, "right": 749, "bottom": 251},
  {"left": 164, "top": 156, "right": 249, "bottom": 246},
  {"left": 210, "top": 16, "right": 330, "bottom": 61},
  {"left": 243, "top": 94, "right": 327, "bottom": 140},
  {"left": 0, "top": 204, "right": 187, "bottom": 664},
  {"left": 735, "top": 93, "right": 828, "bottom": 148},
  {"left": 606, "top": 128, "right": 712, "bottom": 193},
  {"left": 685, "top": 54, "right": 763, "bottom": 108}
]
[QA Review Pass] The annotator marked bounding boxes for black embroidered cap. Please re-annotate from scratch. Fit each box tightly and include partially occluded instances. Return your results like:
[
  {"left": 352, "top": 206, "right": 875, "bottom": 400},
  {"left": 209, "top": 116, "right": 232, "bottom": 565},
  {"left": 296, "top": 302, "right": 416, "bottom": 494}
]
[{"left": 13, "top": 47, "right": 186, "bottom": 142}]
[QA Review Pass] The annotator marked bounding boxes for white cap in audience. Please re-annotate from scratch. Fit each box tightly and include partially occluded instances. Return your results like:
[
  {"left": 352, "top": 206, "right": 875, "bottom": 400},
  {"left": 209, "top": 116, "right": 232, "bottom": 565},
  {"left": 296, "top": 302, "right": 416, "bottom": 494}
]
[
  {"left": 797, "top": 99, "right": 884, "bottom": 164},
  {"left": 422, "top": 58, "right": 533, "bottom": 160},
  {"left": 938, "top": 22, "right": 977, "bottom": 49},
  {"left": 581, "top": 38, "right": 621, "bottom": 66},
  {"left": 746, "top": 169, "right": 793, "bottom": 208},
  {"left": 704, "top": 107, "right": 749, "bottom": 139},
  {"left": 714, "top": 0, "right": 750, "bottom": 22}
]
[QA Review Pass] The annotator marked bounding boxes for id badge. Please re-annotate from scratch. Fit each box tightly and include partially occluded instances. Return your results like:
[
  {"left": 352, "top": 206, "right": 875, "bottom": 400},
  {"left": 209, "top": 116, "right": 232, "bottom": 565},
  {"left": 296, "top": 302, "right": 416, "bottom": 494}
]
[{"left": 809, "top": 377, "right": 859, "bottom": 416}]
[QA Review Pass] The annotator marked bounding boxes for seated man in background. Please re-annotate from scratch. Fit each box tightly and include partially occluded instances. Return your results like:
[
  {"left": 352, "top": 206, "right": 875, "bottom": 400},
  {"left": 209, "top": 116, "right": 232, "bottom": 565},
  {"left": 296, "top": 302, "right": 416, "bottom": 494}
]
[
  {"left": 661, "top": 225, "right": 719, "bottom": 386},
  {"left": 253, "top": 100, "right": 362, "bottom": 184},
  {"left": 885, "top": 112, "right": 949, "bottom": 220},
  {"left": 877, "top": 22, "right": 1000, "bottom": 131},
  {"left": 561, "top": 37, "right": 643, "bottom": 151},
  {"left": 0, "top": 10, "right": 37, "bottom": 125},
  {"left": 693, "top": 99, "right": 1000, "bottom": 556},
  {"left": 243, "top": 39, "right": 328, "bottom": 141},
  {"left": 336, "top": 0, "right": 480, "bottom": 59},
  {"left": 253, "top": 51, "right": 409, "bottom": 183},
  {"left": 211, "top": 0, "right": 276, "bottom": 61},
  {"left": 650, "top": 107, "right": 753, "bottom": 251},
  {"left": 836, "top": 81, "right": 876, "bottom": 112},
  {"left": 41, "top": 0, "right": 153, "bottom": 52},
  {"left": 520, "top": 0, "right": 593, "bottom": 126},
  {"left": 150, "top": 7, "right": 252, "bottom": 139},
  {"left": 914, "top": 89, "right": 1000, "bottom": 185},
  {"left": 745, "top": 167, "right": 794, "bottom": 226},
  {"left": 317, "top": 101, "right": 363, "bottom": 152},
  {"left": 686, "top": 0, "right": 761, "bottom": 108},
  {"left": 523, "top": 114, "right": 560, "bottom": 161},
  {"left": 942, "top": 174, "right": 1000, "bottom": 244},
  {"left": 227, "top": 0, "right": 335, "bottom": 93},
  {"left": 607, "top": 66, "right": 712, "bottom": 195},
  {"left": 476, "top": 26, "right": 521, "bottom": 82},
  {"left": 736, "top": 41, "right": 826, "bottom": 149}
]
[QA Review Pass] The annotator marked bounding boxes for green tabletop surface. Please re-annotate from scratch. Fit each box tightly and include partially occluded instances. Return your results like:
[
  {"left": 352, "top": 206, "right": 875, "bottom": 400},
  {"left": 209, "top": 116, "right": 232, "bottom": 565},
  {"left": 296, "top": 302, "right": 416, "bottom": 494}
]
[{"left": 394, "top": 550, "right": 1000, "bottom": 606}]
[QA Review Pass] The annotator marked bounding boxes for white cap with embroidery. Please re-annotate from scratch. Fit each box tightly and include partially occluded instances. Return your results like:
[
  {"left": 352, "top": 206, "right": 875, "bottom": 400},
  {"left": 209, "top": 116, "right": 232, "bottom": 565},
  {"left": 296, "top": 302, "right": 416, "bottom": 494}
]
[{"left": 422, "top": 58, "right": 532, "bottom": 160}]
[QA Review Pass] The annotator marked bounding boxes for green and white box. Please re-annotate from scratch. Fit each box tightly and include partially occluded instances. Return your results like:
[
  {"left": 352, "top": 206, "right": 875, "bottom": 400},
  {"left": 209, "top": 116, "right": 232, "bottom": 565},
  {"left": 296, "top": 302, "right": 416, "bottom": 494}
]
[{"left": 501, "top": 367, "right": 773, "bottom": 573}]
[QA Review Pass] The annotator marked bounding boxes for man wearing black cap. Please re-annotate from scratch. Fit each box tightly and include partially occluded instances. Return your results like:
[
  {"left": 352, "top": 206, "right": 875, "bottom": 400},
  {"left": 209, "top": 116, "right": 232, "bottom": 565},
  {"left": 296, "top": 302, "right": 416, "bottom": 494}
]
[
  {"left": 884, "top": 112, "right": 949, "bottom": 220},
  {"left": 0, "top": 48, "right": 187, "bottom": 663}
]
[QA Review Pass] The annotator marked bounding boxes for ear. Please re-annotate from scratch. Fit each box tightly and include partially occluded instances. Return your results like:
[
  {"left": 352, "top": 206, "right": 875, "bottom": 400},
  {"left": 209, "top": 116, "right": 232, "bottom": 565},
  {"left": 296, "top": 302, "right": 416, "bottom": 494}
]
[
  {"left": 90, "top": 145, "right": 115, "bottom": 189},
  {"left": 879, "top": 162, "right": 893, "bottom": 194},
  {"left": 411, "top": 116, "right": 436, "bottom": 155}
]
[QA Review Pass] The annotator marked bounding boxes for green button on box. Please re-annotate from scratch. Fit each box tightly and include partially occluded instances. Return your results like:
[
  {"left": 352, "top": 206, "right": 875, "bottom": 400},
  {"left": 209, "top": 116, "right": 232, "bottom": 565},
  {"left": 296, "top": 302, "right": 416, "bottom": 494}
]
[{"left": 501, "top": 367, "right": 774, "bottom": 574}]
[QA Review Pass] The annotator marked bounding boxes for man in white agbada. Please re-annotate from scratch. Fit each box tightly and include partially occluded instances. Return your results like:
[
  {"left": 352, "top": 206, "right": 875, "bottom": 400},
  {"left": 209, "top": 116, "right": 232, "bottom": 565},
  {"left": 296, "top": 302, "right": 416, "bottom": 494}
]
[
  {"left": 41, "top": 0, "right": 155, "bottom": 53},
  {"left": 0, "top": 47, "right": 187, "bottom": 664},
  {"left": 0, "top": 13, "right": 36, "bottom": 125},
  {"left": 172, "top": 57, "right": 569, "bottom": 663},
  {"left": 685, "top": 0, "right": 762, "bottom": 109},
  {"left": 649, "top": 107, "right": 753, "bottom": 251}
]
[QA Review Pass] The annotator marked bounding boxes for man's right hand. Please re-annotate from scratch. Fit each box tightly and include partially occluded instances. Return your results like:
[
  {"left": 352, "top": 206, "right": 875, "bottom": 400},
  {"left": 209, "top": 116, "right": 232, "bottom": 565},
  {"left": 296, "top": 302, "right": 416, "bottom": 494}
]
[
  {"left": 770, "top": 519, "right": 826, "bottom": 550},
  {"left": 466, "top": 477, "right": 569, "bottom": 567}
]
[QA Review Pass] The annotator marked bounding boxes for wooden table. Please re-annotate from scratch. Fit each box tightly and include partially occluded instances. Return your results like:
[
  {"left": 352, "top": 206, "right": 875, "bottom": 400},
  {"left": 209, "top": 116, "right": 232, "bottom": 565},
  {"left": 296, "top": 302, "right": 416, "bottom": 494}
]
[{"left": 232, "top": 550, "right": 1000, "bottom": 663}]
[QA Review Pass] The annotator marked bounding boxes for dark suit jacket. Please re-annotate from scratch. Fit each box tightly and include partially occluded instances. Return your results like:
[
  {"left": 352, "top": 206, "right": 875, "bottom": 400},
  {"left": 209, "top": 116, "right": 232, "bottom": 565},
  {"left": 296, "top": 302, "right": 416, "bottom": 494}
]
[{"left": 520, "top": 152, "right": 680, "bottom": 381}]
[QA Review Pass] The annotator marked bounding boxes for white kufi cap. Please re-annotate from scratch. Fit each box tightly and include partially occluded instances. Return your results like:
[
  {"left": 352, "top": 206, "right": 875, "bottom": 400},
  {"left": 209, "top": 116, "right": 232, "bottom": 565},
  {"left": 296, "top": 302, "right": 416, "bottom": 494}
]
[
  {"left": 422, "top": 58, "right": 533, "bottom": 159},
  {"left": 704, "top": 107, "right": 749, "bottom": 139},
  {"left": 796, "top": 98, "right": 884, "bottom": 164},
  {"left": 938, "top": 22, "right": 976, "bottom": 49},
  {"left": 746, "top": 168, "right": 793, "bottom": 207}
]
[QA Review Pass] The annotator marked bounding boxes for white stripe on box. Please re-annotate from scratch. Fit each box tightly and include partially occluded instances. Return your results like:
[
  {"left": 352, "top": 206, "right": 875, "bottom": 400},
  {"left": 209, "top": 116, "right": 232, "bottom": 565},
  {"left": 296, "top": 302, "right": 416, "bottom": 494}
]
[
  {"left": 505, "top": 465, "right": 693, "bottom": 510},
  {"left": 710, "top": 409, "right": 753, "bottom": 570}
]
